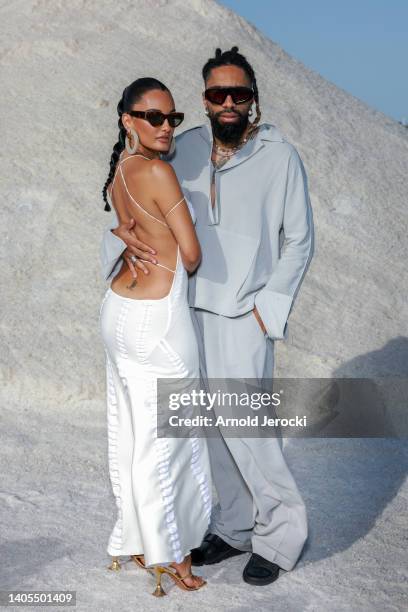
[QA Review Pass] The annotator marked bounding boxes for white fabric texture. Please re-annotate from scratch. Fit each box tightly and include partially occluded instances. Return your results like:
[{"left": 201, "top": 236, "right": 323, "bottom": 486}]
[{"left": 99, "top": 245, "right": 212, "bottom": 566}]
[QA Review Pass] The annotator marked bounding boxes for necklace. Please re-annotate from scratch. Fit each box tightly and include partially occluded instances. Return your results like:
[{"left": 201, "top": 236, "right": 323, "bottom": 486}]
[
  {"left": 212, "top": 124, "right": 259, "bottom": 159},
  {"left": 213, "top": 139, "right": 248, "bottom": 154},
  {"left": 211, "top": 137, "right": 248, "bottom": 170}
]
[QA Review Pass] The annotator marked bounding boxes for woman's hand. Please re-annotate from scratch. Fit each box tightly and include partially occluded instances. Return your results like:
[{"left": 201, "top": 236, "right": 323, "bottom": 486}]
[{"left": 112, "top": 219, "right": 157, "bottom": 279}]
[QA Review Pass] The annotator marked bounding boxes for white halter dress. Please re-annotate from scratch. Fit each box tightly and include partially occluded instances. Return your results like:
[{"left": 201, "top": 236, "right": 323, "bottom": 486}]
[{"left": 99, "top": 153, "right": 212, "bottom": 566}]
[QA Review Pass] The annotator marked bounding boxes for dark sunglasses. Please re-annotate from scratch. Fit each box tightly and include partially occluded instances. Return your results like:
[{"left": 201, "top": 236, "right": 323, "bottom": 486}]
[
  {"left": 204, "top": 86, "right": 254, "bottom": 105},
  {"left": 127, "top": 109, "right": 184, "bottom": 128}
]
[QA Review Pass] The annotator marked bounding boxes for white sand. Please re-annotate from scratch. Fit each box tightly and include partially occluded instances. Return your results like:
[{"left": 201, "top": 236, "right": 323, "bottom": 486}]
[{"left": 1, "top": 0, "right": 407, "bottom": 609}]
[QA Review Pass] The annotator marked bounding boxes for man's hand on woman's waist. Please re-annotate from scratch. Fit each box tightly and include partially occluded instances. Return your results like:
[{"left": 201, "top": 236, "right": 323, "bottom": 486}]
[{"left": 112, "top": 218, "right": 158, "bottom": 279}]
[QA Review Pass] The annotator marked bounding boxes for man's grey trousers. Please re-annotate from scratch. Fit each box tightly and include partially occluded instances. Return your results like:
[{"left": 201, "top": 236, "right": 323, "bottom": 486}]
[{"left": 190, "top": 307, "right": 308, "bottom": 571}]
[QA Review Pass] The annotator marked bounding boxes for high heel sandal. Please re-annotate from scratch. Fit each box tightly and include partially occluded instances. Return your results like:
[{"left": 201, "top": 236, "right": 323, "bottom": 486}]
[
  {"left": 107, "top": 556, "right": 121, "bottom": 571},
  {"left": 152, "top": 565, "right": 207, "bottom": 597},
  {"left": 130, "top": 554, "right": 147, "bottom": 570},
  {"left": 108, "top": 554, "right": 151, "bottom": 574}
]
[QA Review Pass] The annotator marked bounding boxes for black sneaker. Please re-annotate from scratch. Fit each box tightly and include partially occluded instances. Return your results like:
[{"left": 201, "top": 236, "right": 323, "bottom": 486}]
[
  {"left": 190, "top": 533, "right": 246, "bottom": 566},
  {"left": 242, "top": 553, "right": 281, "bottom": 586}
]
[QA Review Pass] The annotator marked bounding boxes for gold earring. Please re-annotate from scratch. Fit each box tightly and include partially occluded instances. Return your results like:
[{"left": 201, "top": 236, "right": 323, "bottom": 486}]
[{"left": 125, "top": 127, "right": 139, "bottom": 154}]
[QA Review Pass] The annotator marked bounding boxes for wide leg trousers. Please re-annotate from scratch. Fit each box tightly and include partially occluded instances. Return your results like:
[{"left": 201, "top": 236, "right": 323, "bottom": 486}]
[{"left": 190, "top": 307, "right": 308, "bottom": 571}]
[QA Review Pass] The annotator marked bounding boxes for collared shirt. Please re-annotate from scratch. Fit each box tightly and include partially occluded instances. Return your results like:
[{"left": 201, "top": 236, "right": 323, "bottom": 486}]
[{"left": 100, "top": 122, "right": 315, "bottom": 340}]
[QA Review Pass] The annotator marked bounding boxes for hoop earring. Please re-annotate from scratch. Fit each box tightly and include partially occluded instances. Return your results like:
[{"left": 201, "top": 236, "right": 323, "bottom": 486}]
[
  {"left": 125, "top": 127, "right": 139, "bottom": 154},
  {"left": 248, "top": 108, "right": 253, "bottom": 117},
  {"left": 168, "top": 136, "right": 176, "bottom": 156}
]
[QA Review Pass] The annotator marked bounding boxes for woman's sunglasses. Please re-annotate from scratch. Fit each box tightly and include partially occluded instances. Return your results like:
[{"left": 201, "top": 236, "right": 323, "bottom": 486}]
[
  {"left": 204, "top": 86, "right": 254, "bottom": 105},
  {"left": 127, "top": 109, "right": 184, "bottom": 128}
]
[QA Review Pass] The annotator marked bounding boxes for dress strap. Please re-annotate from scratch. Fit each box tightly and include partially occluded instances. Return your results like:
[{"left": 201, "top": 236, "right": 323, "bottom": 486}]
[
  {"left": 119, "top": 153, "right": 154, "bottom": 163},
  {"left": 137, "top": 259, "right": 176, "bottom": 274},
  {"left": 118, "top": 164, "right": 169, "bottom": 228},
  {"left": 164, "top": 196, "right": 186, "bottom": 219}
]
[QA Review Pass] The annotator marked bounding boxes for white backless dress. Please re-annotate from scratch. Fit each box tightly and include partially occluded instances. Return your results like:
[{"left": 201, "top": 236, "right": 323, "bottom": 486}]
[{"left": 99, "top": 153, "right": 212, "bottom": 566}]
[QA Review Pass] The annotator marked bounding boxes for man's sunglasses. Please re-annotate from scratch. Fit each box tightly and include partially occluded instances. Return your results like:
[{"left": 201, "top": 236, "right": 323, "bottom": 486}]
[
  {"left": 204, "top": 86, "right": 254, "bottom": 105},
  {"left": 127, "top": 109, "right": 184, "bottom": 128}
]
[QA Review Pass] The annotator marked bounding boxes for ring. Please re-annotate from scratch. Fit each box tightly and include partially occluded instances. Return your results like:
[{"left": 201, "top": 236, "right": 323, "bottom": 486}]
[{"left": 130, "top": 255, "right": 138, "bottom": 263}]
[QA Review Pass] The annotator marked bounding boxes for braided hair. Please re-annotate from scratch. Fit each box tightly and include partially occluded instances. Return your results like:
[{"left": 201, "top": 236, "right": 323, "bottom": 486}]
[
  {"left": 102, "top": 77, "right": 169, "bottom": 211},
  {"left": 202, "top": 46, "right": 261, "bottom": 136}
]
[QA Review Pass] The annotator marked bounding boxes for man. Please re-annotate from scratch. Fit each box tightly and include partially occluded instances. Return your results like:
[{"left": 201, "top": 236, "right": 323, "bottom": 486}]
[{"left": 100, "top": 46, "right": 314, "bottom": 586}]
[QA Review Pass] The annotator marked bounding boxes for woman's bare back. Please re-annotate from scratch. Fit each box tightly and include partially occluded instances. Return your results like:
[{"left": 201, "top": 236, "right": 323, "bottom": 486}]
[{"left": 108, "top": 152, "right": 183, "bottom": 300}]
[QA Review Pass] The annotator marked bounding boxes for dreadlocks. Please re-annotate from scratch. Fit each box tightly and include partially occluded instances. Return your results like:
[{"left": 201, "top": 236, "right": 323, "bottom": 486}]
[{"left": 202, "top": 46, "right": 261, "bottom": 135}]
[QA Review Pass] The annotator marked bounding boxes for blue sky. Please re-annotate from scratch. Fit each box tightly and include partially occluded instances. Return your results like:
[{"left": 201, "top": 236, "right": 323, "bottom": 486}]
[{"left": 219, "top": 0, "right": 407, "bottom": 123}]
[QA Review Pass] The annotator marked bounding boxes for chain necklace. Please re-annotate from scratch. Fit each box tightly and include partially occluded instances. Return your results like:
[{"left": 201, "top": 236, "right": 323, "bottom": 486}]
[
  {"left": 213, "top": 139, "right": 248, "bottom": 155},
  {"left": 212, "top": 125, "right": 259, "bottom": 169}
]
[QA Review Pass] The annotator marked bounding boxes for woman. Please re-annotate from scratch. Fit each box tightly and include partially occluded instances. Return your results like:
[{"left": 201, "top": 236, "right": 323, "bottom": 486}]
[{"left": 99, "top": 78, "right": 212, "bottom": 596}]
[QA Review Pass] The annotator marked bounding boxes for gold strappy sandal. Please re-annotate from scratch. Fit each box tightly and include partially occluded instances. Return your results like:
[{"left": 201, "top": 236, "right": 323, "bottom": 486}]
[
  {"left": 108, "top": 554, "right": 151, "bottom": 573},
  {"left": 107, "top": 556, "right": 121, "bottom": 571},
  {"left": 130, "top": 554, "right": 147, "bottom": 570},
  {"left": 152, "top": 564, "right": 207, "bottom": 597}
]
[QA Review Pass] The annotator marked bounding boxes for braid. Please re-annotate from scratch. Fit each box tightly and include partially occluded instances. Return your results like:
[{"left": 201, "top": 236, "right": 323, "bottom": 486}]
[
  {"left": 250, "top": 74, "right": 261, "bottom": 134},
  {"left": 102, "top": 78, "right": 169, "bottom": 212},
  {"left": 202, "top": 46, "right": 261, "bottom": 137},
  {"left": 102, "top": 94, "right": 126, "bottom": 211}
]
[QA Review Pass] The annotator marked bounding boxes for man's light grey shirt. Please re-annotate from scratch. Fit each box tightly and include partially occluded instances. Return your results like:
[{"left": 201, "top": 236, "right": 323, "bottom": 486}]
[{"left": 100, "top": 122, "right": 315, "bottom": 341}]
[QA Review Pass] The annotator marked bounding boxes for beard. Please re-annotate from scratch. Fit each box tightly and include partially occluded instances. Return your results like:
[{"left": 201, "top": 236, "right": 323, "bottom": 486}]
[{"left": 209, "top": 109, "right": 249, "bottom": 145}]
